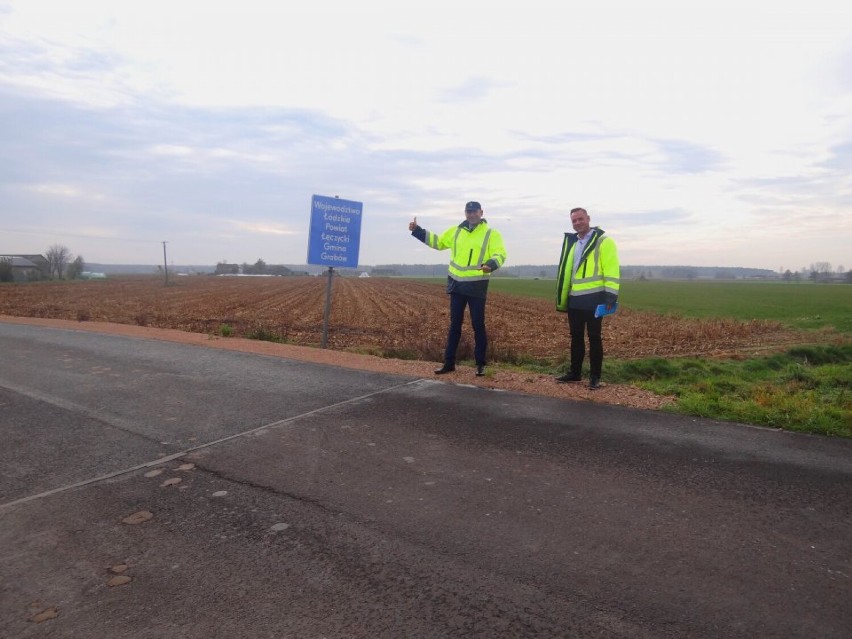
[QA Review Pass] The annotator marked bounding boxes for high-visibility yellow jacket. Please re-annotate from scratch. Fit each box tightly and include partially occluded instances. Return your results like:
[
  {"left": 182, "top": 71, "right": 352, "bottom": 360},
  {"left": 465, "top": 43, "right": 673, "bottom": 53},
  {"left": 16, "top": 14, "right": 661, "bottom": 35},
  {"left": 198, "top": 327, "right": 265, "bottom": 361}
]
[
  {"left": 412, "top": 219, "right": 506, "bottom": 296},
  {"left": 556, "top": 227, "right": 620, "bottom": 312}
]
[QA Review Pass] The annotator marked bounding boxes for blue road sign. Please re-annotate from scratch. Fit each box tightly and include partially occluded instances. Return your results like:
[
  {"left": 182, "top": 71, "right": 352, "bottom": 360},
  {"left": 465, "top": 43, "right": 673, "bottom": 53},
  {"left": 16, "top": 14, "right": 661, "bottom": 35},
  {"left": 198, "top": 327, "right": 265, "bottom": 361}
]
[{"left": 307, "top": 195, "right": 363, "bottom": 268}]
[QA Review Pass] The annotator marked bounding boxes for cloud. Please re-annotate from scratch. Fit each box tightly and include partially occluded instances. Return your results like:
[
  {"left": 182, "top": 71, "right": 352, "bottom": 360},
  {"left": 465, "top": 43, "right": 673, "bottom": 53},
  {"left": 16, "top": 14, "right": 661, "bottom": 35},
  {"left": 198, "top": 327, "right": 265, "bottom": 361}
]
[
  {"left": 437, "top": 76, "right": 505, "bottom": 102},
  {"left": 231, "top": 221, "right": 300, "bottom": 236},
  {"left": 650, "top": 139, "right": 726, "bottom": 174},
  {"left": 821, "top": 142, "right": 852, "bottom": 171},
  {"left": 1, "top": 0, "right": 851, "bottom": 271},
  {"left": 608, "top": 208, "right": 694, "bottom": 228}
]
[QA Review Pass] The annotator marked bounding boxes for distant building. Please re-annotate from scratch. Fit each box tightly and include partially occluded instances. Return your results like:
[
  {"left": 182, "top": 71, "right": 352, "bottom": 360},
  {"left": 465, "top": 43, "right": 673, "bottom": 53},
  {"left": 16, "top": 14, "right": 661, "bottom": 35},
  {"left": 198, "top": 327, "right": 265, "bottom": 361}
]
[
  {"left": 266, "top": 264, "right": 294, "bottom": 276},
  {"left": 0, "top": 255, "right": 47, "bottom": 281},
  {"left": 17, "top": 254, "right": 50, "bottom": 278},
  {"left": 214, "top": 263, "right": 240, "bottom": 275},
  {"left": 0, "top": 254, "right": 50, "bottom": 280}
]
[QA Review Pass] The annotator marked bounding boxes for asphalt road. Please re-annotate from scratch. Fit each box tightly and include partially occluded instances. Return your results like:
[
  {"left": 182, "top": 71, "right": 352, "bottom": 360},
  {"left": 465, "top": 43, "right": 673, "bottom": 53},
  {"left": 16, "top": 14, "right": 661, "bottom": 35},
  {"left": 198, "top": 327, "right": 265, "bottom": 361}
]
[{"left": 1, "top": 321, "right": 851, "bottom": 638}]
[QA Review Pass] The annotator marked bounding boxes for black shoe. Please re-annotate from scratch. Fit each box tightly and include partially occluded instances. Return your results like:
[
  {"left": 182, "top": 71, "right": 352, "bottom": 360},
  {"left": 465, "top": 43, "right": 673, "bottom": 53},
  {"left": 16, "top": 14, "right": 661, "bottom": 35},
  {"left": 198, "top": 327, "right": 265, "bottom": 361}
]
[
  {"left": 475, "top": 365, "right": 485, "bottom": 377},
  {"left": 434, "top": 364, "right": 456, "bottom": 375},
  {"left": 556, "top": 373, "right": 582, "bottom": 383},
  {"left": 588, "top": 377, "right": 601, "bottom": 390}
]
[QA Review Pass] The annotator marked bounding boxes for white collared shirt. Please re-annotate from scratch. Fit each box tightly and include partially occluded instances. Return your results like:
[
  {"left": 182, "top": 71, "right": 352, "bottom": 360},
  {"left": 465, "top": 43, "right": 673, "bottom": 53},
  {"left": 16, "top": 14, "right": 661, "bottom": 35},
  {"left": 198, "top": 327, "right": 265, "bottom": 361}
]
[{"left": 573, "top": 228, "right": 594, "bottom": 274}]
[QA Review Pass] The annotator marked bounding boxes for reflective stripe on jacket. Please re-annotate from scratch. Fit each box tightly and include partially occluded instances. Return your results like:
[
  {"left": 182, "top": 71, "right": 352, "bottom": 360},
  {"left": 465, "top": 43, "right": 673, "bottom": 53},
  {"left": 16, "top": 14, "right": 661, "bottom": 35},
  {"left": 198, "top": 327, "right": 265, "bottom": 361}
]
[
  {"left": 418, "top": 220, "right": 507, "bottom": 282},
  {"left": 556, "top": 227, "right": 620, "bottom": 312}
]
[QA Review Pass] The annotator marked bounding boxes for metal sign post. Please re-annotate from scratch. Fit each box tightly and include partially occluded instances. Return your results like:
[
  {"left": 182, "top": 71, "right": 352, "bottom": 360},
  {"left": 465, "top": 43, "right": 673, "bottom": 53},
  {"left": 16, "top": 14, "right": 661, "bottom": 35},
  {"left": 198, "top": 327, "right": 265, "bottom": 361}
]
[
  {"left": 307, "top": 195, "right": 363, "bottom": 348},
  {"left": 321, "top": 267, "right": 334, "bottom": 348}
]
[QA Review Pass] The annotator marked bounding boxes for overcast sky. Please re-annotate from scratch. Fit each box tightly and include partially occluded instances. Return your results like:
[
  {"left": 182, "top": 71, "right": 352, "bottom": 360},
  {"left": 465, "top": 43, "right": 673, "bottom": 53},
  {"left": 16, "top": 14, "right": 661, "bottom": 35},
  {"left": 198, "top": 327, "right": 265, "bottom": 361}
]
[{"left": 1, "top": 0, "right": 850, "bottom": 271}]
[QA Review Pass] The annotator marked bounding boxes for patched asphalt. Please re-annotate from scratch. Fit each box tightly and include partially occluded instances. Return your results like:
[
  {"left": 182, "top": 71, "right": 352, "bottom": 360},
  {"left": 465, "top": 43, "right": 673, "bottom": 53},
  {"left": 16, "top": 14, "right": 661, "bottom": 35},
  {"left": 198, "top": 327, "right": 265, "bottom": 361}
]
[{"left": 2, "top": 321, "right": 851, "bottom": 638}]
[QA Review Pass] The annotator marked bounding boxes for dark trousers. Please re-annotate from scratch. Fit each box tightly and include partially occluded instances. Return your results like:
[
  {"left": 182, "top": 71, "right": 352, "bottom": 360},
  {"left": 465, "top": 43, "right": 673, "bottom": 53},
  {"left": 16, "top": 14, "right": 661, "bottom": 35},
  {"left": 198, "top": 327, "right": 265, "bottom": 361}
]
[
  {"left": 445, "top": 293, "right": 487, "bottom": 366},
  {"left": 567, "top": 308, "right": 603, "bottom": 378}
]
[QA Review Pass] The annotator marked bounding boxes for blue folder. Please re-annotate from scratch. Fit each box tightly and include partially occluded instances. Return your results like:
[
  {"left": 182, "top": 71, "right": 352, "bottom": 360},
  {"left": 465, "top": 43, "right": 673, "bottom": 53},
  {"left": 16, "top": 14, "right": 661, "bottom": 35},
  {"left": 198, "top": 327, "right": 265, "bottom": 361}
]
[{"left": 594, "top": 302, "right": 618, "bottom": 318}]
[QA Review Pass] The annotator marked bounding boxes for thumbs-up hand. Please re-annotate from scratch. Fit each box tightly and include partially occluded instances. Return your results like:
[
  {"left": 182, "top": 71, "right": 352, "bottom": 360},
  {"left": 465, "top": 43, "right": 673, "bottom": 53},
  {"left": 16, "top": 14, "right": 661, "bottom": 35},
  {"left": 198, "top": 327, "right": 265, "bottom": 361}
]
[{"left": 408, "top": 216, "right": 418, "bottom": 232}]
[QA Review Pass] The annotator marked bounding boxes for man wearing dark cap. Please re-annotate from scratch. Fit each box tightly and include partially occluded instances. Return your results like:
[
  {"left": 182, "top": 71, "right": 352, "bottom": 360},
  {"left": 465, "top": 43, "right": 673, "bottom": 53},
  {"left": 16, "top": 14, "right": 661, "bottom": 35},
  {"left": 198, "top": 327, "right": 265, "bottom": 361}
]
[{"left": 408, "top": 201, "right": 507, "bottom": 376}]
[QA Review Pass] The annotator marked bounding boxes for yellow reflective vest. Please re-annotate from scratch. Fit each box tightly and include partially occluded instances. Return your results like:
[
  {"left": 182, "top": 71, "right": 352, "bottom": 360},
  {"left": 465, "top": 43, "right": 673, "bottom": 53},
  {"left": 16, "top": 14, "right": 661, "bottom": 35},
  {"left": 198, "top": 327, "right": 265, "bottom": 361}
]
[
  {"left": 416, "top": 220, "right": 507, "bottom": 283},
  {"left": 556, "top": 227, "right": 620, "bottom": 312}
]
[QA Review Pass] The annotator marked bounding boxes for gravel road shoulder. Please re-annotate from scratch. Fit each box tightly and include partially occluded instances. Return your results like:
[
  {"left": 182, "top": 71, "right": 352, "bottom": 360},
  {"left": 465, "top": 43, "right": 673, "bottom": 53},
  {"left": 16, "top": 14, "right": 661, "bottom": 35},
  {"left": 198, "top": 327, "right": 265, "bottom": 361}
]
[{"left": 1, "top": 316, "right": 673, "bottom": 410}]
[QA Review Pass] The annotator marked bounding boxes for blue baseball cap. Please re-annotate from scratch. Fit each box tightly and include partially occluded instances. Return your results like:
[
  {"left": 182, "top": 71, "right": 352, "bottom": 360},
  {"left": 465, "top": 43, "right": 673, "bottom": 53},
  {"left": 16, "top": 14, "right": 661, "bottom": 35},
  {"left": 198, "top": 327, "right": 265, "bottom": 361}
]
[{"left": 465, "top": 201, "right": 482, "bottom": 211}]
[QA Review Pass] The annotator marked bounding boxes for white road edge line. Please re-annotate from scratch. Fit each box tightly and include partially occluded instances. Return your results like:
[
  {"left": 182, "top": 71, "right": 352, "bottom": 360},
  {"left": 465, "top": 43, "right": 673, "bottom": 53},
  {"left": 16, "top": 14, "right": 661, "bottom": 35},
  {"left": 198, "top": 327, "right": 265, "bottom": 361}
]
[{"left": 0, "top": 378, "right": 426, "bottom": 511}]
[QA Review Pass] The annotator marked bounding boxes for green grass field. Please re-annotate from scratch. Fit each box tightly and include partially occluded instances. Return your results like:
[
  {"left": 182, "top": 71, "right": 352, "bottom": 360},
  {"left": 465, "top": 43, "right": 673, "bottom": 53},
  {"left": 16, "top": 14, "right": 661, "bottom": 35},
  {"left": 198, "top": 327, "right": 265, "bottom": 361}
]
[
  {"left": 485, "top": 278, "right": 852, "bottom": 333},
  {"left": 605, "top": 345, "right": 851, "bottom": 437},
  {"left": 411, "top": 276, "right": 852, "bottom": 437}
]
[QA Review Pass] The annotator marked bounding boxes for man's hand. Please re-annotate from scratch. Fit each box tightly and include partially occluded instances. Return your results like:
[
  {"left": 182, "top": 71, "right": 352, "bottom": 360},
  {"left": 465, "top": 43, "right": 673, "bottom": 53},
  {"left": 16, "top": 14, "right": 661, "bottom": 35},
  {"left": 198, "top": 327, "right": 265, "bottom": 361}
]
[
  {"left": 480, "top": 264, "right": 493, "bottom": 273},
  {"left": 408, "top": 216, "right": 418, "bottom": 232}
]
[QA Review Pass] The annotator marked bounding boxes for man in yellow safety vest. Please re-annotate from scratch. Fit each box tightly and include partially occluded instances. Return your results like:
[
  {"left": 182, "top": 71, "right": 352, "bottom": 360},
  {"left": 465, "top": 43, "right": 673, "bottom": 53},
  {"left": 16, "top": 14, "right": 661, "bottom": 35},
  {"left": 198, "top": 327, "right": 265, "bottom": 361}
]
[
  {"left": 555, "top": 207, "right": 620, "bottom": 389},
  {"left": 409, "top": 201, "right": 507, "bottom": 377}
]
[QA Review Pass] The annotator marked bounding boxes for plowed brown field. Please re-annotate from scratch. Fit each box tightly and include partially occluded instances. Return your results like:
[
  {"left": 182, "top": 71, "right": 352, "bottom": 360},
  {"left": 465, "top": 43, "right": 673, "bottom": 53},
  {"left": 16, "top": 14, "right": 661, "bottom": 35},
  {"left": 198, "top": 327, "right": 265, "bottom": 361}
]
[
  {"left": 3, "top": 275, "right": 824, "bottom": 411},
  {"left": 0, "top": 275, "right": 805, "bottom": 361}
]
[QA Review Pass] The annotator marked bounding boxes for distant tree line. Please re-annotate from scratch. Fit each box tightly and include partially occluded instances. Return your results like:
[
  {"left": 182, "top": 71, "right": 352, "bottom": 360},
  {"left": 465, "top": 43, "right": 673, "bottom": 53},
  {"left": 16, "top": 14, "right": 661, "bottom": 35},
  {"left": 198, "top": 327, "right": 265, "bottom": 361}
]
[
  {"left": 214, "top": 259, "right": 297, "bottom": 276},
  {"left": 46, "top": 244, "right": 85, "bottom": 279},
  {"left": 778, "top": 263, "right": 849, "bottom": 283}
]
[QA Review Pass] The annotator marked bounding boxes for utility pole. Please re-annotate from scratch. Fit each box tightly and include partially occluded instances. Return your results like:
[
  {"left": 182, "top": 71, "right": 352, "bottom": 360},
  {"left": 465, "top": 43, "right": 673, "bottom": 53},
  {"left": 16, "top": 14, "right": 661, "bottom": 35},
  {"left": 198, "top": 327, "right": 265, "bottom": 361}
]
[{"left": 162, "top": 241, "right": 169, "bottom": 286}]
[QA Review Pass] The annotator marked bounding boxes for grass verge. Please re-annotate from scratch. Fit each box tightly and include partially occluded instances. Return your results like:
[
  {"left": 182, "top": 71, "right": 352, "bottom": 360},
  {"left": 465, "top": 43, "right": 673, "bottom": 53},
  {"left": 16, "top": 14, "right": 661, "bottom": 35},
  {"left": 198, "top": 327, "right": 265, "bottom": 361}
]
[{"left": 604, "top": 344, "right": 851, "bottom": 437}]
